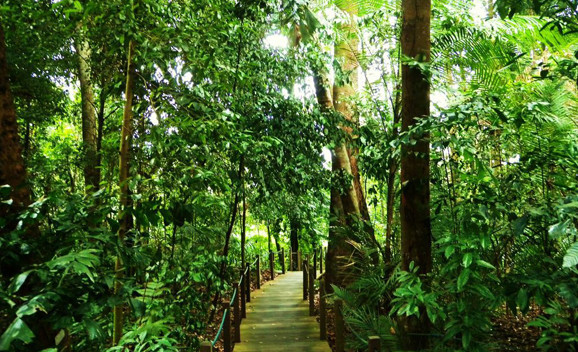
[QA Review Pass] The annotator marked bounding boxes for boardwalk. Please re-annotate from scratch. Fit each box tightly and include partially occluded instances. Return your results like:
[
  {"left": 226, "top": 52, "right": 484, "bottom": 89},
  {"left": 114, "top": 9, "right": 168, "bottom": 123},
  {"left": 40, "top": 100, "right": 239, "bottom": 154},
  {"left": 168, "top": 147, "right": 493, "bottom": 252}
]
[{"left": 234, "top": 271, "right": 331, "bottom": 352}]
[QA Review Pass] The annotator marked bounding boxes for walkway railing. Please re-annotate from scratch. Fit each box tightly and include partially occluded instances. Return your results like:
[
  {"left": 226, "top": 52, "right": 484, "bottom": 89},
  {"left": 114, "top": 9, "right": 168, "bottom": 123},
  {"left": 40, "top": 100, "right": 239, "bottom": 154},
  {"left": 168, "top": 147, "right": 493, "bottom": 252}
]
[
  {"left": 201, "top": 248, "right": 287, "bottom": 352},
  {"left": 304, "top": 247, "right": 384, "bottom": 352}
]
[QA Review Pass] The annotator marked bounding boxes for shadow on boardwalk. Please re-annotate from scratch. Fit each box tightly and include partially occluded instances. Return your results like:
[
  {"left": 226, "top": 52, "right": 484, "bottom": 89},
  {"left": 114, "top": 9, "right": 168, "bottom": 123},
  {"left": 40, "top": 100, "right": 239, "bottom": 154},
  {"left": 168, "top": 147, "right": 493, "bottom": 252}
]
[{"left": 234, "top": 271, "right": 331, "bottom": 352}]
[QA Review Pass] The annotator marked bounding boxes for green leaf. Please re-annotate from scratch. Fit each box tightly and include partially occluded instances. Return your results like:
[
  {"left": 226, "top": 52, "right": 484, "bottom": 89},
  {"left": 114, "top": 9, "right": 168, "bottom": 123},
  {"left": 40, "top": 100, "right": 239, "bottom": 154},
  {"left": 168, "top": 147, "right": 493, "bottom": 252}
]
[
  {"left": 457, "top": 269, "right": 470, "bottom": 292},
  {"left": 0, "top": 318, "right": 35, "bottom": 351},
  {"left": 475, "top": 260, "right": 496, "bottom": 270},
  {"left": 83, "top": 320, "right": 104, "bottom": 341},
  {"left": 462, "top": 330, "right": 472, "bottom": 349},
  {"left": 463, "top": 253, "right": 473, "bottom": 268},
  {"left": 516, "top": 288, "right": 529, "bottom": 314},
  {"left": 444, "top": 245, "right": 455, "bottom": 259},
  {"left": 558, "top": 283, "right": 578, "bottom": 308},
  {"left": 9, "top": 270, "right": 32, "bottom": 294},
  {"left": 549, "top": 220, "right": 570, "bottom": 239},
  {"left": 563, "top": 242, "right": 578, "bottom": 268}
]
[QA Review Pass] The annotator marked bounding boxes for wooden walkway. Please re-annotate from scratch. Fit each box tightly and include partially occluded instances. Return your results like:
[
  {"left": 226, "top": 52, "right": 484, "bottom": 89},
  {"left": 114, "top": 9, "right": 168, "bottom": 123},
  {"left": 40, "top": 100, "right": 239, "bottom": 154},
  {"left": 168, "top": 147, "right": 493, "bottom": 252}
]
[{"left": 234, "top": 271, "right": 331, "bottom": 352}]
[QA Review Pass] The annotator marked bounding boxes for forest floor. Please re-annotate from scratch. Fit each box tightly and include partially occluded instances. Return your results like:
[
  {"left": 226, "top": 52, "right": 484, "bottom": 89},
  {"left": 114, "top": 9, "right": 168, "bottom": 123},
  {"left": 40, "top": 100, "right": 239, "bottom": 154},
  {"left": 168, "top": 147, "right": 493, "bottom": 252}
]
[{"left": 490, "top": 304, "right": 542, "bottom": 351}]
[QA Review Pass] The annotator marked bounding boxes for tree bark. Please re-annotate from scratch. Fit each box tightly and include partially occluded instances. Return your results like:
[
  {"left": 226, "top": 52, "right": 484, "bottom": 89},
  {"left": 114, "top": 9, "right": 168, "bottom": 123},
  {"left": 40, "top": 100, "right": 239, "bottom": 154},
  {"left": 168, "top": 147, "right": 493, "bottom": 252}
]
[
  {"left": 113, "top": 40, "right": 136, "bottom": 346},
  {"left": 313, "top": 67, "right": 361, "bottom": 289},
  {"left": 289, "top": 218, "right": 299, "bottom": 270},
  {"left": 0, "top": 24, "right": 31, "bottom": 224},
  {"left": 0, "top": 21, "right": 56, "bottom": 350},
  {"left": 385, "top": 91, "right": 401, "bottom": 262},
  {"left": 75, "top": 25, "right": 100, "bottom": 191},
  {"left": 241, "top": 155, "right": 246, "bottom": 269},
  {"left": 400, "top": 0, "right": 432, "bottom": 349}
]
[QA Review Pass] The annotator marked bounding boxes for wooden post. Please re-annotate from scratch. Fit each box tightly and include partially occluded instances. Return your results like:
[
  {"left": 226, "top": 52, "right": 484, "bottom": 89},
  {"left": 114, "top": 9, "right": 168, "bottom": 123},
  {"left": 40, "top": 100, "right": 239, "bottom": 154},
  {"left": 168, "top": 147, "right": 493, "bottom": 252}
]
[
  {"left": 269, "top": 250, "right": 275, "bottom": 280},
  {"left": 319, "top": 278, "right": 327, "bottom": 340},
  {"left": 256, "top": 255, "right": 261, "bottom": 289},
  {"left": 319, "top": 247, "right": 325, "bottom": 274},
  {"left": 368, "top": 336, "right": 381, "bottom": 352},
  {"left": 281, "top": 248, "right": 286, "bottom": 274},
  {"left": 222, "top": 301, "right": 232, "bottom": 352},
  {"left": 246, "top": 263, "right": 251, "bottom": 303},
  {"left": 302, "top": 259, "right": 308, "bottom": 300},
  {"left": 240, "top": 274, "right": 247, "bottom": 319},
  {"left": 298, "top": 250, "right": 302, "bottom": 272},
  {"left": 313, "top": 247, "right": 318, "bottom": 275},
  {"left": 200, "top": 341, "right": 212, "bottom": 352},
  {"left": 233, "top": 283, "right": 241, "bottom": 343},
  {"left": 289, "top": 246, "right": 293, "bottom": 271},
  {"left": 309, "top": 259, "right": 315, "bottom": 316},
  {"left": 335, "top": 299, "right": 345, "bottom": 352}
]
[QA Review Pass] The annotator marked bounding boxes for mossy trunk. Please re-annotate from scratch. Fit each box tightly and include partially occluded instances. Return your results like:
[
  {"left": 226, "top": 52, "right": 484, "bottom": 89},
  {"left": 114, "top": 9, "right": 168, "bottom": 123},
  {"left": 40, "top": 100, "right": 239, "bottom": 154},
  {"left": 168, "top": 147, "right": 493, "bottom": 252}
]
[{"left": 75, "top": 25, "right": 100, "bottom": 191}]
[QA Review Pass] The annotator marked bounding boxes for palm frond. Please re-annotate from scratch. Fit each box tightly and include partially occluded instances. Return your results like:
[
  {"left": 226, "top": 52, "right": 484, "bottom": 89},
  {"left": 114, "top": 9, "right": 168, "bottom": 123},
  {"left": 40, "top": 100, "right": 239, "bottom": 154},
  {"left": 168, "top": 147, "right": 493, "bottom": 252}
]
[{"left": 333, "top": 0, "right": 399, "bottom": 16}]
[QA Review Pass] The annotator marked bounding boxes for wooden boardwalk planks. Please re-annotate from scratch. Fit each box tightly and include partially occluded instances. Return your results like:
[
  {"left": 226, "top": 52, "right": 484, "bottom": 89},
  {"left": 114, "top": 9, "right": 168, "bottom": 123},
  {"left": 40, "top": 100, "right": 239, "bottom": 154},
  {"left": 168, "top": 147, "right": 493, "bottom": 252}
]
[{"left": 234, "top": 271, "right": 330, "bottom": 352}]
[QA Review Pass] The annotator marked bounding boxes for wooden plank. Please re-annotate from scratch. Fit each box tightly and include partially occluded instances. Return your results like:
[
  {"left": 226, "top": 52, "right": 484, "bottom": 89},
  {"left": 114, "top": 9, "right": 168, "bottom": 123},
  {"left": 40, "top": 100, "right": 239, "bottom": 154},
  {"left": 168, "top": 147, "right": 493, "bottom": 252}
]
[{"left": 235, "top": 272, "right": 331, "bottom": 352}]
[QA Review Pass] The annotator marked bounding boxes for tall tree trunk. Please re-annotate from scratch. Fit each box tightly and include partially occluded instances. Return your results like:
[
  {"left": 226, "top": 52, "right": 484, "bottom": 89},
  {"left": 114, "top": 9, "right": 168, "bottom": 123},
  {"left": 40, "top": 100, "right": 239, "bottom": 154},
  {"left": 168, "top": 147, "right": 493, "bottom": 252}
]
[
  {"left": 75, "top": 25, "right": 100, "bottom": 191},
  {"left": 113, "top": 40, "right": 136, "bottom": 346},
  {"left": 400, "top": 0, "right": 432, "bottom": 349},
  {"left": 0, "top": 21, "right": 56, "bottom": 350},
  {"left": 0, "top": 25, "right": 31, "bottom": 224},
  {"left": 330, "top": 6, "right": 378, "bottom": 288},
  {"left": 313, "top": 64, "right": 360, "bottom": 289}
]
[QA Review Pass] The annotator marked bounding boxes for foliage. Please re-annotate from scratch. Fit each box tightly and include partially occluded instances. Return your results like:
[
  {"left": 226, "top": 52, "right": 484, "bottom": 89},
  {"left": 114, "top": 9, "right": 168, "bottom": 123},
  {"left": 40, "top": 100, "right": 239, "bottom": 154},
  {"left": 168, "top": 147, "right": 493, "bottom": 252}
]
[{"left": 1, "top": 0, "right": 578, "bottom": 351}]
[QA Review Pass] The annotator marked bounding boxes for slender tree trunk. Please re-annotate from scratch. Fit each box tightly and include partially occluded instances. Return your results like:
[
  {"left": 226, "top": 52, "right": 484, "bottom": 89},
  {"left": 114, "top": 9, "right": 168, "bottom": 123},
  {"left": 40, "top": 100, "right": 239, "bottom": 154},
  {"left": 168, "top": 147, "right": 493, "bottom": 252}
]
[
  {"left": 97, "top": 80, "right": 106, "bottom": 162},
  {"left": 271, "top": 220, "right": 282, "bottom": 266},
  {"left": 289, "top": 218, "right": 299, "bottom": 270},
  {"left": 384, "top": 161, "right": 397, "bottom": 261},
  {"left": 75, "top": 25, "right": 100, "bottom": 191},
  {"left": 113, "top": 40, "right": 136, "bottom": 346},
  {"left": 207, "top": 155, "right": 243, "bottom": 323},
  {"left": 241, "top": 155, "right": 246, "bottom": 268},
  {"left": 400, "top": 0, "right": 432, "bottom": 349},
  {"left": 385, "top": 92, "right": 401, "bottom": 262},
  {"left": 23, "top": 121, "right": 30, "bottom": 159},
  {"left": 487, "top": 0, "right": 495, "bottom": 18}
]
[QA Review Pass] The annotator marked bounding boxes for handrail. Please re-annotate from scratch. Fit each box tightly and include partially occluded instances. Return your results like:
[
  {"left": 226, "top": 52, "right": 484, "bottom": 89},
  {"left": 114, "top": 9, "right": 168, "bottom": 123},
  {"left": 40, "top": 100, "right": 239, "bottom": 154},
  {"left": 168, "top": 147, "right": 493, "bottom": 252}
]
[
  {"left": 203, "top": 248, "right": 289, "bottom": 352},
  {"left": 211, "top": 307, "right": 229, "bottom": 346}
]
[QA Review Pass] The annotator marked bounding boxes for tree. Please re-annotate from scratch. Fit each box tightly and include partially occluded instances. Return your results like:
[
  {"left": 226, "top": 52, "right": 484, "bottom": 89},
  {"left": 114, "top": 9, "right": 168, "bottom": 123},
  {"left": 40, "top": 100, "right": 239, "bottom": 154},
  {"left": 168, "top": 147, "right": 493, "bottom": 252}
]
[
  {"left": 75, "top": 22, "right": 100, "bottom": 191},
  {"left": 399, "top": 0, "right": 432, "bottom": 349},
  {"left": 0, "top": 23, "right": 30, "bottom": 231},
  {"left": 113, "top": 39, "right": 136, "bottom": 346},
  {"left": 311, "top": 2, "right": 376, "bottom": 291}
]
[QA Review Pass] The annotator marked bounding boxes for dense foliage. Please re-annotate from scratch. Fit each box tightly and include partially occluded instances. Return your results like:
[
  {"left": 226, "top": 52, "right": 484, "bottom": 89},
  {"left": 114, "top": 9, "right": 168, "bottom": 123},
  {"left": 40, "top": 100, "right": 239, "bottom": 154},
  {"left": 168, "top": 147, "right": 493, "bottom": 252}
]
[{"left": 0, "top": 0, "right": 577, "bottom": 351}]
